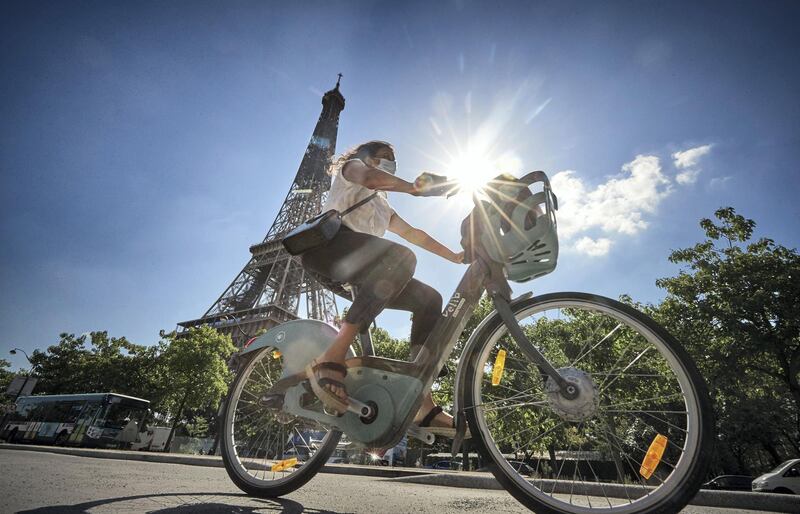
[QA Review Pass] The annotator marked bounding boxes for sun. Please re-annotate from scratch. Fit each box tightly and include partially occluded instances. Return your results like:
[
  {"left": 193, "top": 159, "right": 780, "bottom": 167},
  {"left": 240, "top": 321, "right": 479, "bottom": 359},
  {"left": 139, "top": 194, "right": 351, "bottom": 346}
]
[{"left": 445, "top": 150, "right": 497, "bottom": 202}]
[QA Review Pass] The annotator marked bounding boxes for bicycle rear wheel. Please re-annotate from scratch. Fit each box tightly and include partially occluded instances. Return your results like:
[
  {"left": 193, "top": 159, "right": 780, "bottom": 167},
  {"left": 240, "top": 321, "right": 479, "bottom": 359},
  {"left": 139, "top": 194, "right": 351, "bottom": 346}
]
[
  {"left": 220, "top": 346, "right": 341, "bottom": 498},
  {"left": 462, "top": 292, "right": 713, "bottom": 514}
]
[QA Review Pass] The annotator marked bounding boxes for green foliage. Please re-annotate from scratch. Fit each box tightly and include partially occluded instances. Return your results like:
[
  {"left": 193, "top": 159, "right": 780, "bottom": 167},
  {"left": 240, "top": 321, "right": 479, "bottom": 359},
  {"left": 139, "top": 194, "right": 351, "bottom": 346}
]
[
  {"left": 28, "top": 332, "right": 161, "bottom": 401},
  {"left": 0, "top": 358, "right": 13, "bottom": 393},
  {"left": 369, "top": 327, "right": 410, "bottom": 361},
  {"left": 157, "top": 326, "right": 236, "bottom": 450},
  {"left": 158, "top": 326, "right": 236, "bottom": 415},
  {"left": 0, "top": 358, "right": 15, "bottom": 413},
  {"left": 655, "top": 207, "right": 800, "bottom": 474}
]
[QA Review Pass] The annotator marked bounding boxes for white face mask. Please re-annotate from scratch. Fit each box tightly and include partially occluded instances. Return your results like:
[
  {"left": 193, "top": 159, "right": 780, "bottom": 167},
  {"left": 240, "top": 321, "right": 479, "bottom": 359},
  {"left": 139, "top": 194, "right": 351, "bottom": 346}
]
[{"left": 375, "top": 158, "right": 397, "bottom": 174}]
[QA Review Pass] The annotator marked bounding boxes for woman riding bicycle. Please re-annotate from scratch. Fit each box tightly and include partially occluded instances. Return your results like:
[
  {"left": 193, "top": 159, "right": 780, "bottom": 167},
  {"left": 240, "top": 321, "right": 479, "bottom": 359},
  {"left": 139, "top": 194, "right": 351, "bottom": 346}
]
[{"left": 301, "top": 140, "right": 464, "bottom": 436}]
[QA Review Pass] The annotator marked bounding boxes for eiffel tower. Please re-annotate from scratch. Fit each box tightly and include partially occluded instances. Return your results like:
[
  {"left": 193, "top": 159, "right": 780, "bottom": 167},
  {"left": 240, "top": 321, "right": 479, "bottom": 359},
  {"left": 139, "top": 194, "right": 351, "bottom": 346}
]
[{"left": 179, "top": 77, "right": 346, "bottom": 346}]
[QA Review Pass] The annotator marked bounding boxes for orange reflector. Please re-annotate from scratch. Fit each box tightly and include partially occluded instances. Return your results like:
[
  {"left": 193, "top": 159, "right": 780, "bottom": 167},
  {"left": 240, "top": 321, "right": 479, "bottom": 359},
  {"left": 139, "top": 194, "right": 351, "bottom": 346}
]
[
  {"left": 640, "top": 434, "right": 668, "bottom": 479},
  {"left": 271, "top": 457, "right": 297, "bottom": 472},
  {"left": 491, "top": 349, "right": 507, "bottom": 386},
  {"left": 272, "top": 350, "right": 282, "bottom": 359}
]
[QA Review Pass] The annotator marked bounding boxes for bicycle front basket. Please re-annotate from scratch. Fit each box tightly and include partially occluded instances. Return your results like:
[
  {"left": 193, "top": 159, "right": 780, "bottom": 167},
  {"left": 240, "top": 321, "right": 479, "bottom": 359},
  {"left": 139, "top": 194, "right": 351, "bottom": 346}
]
[{"left": 478, "top": 171, "right": 559, "bottom": 283}]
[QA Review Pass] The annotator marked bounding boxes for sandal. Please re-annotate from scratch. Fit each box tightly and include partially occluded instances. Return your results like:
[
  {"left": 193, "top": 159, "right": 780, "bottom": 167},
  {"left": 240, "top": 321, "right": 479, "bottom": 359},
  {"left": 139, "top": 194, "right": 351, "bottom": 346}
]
[
  {"left": 305, "top": 359, "right": 349, "bottom": 416},
  {"left": 415, "top": 406, "right": 471, "bottom": 439}
]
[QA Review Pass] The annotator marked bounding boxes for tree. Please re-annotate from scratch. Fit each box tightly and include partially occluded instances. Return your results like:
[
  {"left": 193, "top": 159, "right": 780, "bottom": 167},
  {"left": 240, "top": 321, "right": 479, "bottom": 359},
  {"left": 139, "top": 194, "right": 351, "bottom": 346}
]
[
  {"left": 655, "top": 207, "right": 800, "bottom": 472},
  {"left": 0, "top": 358, "right": 13, "bottom": 393},
  {"left": 158, "top": 326, "right": 236, "bottom": 451},
  {"left": 28, "top": 332, "right": 161, "bottom": 401}
]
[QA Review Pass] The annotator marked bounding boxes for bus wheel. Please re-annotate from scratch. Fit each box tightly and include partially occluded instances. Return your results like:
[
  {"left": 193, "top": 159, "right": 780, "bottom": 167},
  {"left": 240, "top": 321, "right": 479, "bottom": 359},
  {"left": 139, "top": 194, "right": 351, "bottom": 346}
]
[{"left": 8, "top": 429, "right": 19, "bottom": 443}]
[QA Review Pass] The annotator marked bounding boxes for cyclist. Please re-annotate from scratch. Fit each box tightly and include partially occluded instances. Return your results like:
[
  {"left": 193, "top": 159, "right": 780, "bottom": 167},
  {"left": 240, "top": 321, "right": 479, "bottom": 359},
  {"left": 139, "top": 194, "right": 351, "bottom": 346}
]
[{"left": 301, "top": 140, "right": 464, "bottom": 436}]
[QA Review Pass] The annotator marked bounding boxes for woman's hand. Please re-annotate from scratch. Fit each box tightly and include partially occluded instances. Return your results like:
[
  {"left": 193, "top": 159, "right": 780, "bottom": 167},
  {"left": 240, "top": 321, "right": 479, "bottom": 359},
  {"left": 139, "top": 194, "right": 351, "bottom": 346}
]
[{"left": 447, "top": 250, "right": 465, "bottom": 264}]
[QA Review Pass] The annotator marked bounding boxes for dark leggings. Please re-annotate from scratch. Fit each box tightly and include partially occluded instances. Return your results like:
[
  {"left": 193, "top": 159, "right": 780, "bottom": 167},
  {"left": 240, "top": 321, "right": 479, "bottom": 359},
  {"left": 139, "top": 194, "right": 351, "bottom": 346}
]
[{"left": 301, "top": 226, "right": 442, "bottom": 354}]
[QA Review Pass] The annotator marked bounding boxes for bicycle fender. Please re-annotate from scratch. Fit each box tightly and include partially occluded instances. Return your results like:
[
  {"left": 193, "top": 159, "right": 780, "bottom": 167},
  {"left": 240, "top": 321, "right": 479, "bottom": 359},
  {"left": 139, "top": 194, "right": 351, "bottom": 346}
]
[
  {"left": 238, "top": 319, "right": 339, "bottom": 378},
  {"left": 453, "top": 293, "right": 533, "bottom": 421}
]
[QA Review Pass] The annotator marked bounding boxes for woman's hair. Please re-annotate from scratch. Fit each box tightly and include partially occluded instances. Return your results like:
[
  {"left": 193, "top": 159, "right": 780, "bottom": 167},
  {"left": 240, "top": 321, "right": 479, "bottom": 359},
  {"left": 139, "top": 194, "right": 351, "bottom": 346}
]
[{"left": 328, "top": 140, "right": 394, "bottom": 175}]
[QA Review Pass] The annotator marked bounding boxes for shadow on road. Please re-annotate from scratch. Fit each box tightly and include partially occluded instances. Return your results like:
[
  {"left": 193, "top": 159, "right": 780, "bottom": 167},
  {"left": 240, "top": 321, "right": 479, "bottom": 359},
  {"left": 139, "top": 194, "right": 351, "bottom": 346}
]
[{"left": 16, "top": 491, "right": 348, "bottom": 514}]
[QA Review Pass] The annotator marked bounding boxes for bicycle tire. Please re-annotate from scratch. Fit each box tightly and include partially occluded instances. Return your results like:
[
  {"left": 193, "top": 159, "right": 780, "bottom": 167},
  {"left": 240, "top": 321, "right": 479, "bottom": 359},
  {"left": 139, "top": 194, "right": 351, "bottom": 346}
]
[
  {"left": 462, "top": 292, "right": 714, "bottom": 514},
  {"left": 220, "top": 346, "right": 341, "bottom": 498}
]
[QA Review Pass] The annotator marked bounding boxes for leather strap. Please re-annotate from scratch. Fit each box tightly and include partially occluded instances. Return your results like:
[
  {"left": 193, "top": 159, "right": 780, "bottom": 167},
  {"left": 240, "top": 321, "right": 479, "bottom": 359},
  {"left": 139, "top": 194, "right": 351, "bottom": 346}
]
[
  {"left": 317, "top": 377, "right": 347, "bottom": 390},
  {"left": 311, "top": 361, "right": 348, "bottom": 377},
  {"left": 419, "top": 405, "right": 444, "bottom": 428},
  {"left": 340, "top": 192, "right": 379, "bottom": 217}
]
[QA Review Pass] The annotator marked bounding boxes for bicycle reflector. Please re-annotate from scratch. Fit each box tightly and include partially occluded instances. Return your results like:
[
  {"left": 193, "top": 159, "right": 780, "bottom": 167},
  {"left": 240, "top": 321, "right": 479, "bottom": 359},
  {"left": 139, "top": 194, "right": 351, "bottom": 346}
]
[
  {"left": 491, "top": 349, "right": 507, "bottom": 386},
  {"left": 640, "top": 434, "right": 668, "bottom": 479},
  {"left": 272, "top": 350, "right": 282, "bottom": 359},
  {"left": 271, "top": 457, "right": 298, "bottom": 472}
]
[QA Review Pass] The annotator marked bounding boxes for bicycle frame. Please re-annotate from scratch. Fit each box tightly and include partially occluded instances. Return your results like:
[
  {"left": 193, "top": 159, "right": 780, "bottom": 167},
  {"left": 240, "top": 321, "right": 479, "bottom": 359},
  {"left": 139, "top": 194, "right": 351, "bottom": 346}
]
[{"left": 241, "top": 249, "right": 569, "bottom": 451}]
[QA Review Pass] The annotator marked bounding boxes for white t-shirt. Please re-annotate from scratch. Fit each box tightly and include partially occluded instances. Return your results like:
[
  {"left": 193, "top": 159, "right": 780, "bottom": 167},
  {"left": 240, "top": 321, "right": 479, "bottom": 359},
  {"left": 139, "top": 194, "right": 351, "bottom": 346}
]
[{"left": 322, "top": 159, "right": 394, "bottom": 237}]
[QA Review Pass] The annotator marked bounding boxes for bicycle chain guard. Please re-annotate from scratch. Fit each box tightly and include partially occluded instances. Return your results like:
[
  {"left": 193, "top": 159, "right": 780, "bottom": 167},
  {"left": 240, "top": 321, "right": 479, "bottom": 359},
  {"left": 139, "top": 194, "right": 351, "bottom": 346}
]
[{"left": 241, "top": 319, "right": 424, "bottom": 448}]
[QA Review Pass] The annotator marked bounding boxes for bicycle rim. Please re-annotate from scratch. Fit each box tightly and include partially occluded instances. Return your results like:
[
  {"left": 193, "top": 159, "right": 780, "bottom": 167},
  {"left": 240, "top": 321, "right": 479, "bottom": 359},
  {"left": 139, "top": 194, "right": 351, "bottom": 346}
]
[
  {"left": 221, "top": 346, "right": 340, "bottom": 493},
  {"left": 466, "top": 294, "right": 709, "bottom": 514}
]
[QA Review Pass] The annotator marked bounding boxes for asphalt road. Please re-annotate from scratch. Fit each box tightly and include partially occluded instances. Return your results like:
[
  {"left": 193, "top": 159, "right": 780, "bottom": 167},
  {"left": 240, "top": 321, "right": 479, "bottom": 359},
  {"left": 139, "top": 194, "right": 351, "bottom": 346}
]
[{"left": 0, "top": 449, "right": 774, "bottom": 513}]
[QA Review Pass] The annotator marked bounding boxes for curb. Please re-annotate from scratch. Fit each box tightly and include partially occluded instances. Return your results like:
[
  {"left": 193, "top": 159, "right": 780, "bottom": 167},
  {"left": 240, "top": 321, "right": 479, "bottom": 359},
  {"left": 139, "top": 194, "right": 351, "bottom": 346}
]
[
  {"left": 0, "top": 443, "right": 434, "bottom": 478},
  {"left": 391, "top": 473, "right": 800, "bottom": 513},
  {"left": 3, "top": 443, "right": 799, "bottom": 512}
]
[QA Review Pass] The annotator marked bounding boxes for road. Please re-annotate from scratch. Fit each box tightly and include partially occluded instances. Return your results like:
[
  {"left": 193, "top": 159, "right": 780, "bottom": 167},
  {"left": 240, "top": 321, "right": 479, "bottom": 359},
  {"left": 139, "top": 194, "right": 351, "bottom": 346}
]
[{"left": 0, "top": 449, "right": 774, "bottom": 513}]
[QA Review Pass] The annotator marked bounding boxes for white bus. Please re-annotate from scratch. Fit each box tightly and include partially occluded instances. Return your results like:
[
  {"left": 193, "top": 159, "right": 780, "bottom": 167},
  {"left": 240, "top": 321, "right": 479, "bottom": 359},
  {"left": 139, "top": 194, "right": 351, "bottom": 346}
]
[{"left": 1, "top": 393, "right": 150, "bottom": 448}]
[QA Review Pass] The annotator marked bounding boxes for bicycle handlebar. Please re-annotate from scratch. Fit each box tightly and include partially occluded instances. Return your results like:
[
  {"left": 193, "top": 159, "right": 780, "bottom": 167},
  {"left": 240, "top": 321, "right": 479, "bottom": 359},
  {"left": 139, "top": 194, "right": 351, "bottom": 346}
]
[{"left": 414, "top": 172, "right": 459, "bottom": 197}]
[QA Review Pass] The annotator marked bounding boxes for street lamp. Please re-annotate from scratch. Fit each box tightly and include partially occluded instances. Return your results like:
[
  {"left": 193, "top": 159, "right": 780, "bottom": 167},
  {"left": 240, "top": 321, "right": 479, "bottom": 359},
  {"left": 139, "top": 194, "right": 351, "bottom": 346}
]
[
  {"left": 9, "top": 347, "right": 31, "bottom": 363},
  {"left": 9, "top": 348, "right": 34, "bottom": 401}
]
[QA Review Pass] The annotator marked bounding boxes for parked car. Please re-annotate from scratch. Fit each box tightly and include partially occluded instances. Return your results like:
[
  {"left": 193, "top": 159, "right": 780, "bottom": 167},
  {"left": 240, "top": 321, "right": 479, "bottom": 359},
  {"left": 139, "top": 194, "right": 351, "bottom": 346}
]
[
  {"left": 752, "top": 459, "right": 800, "bottom": 494},
  {"left": 477, "top": 460, "right": 535, "bottom": 476},
  {"left": 701, "top": 475, "right": 754, "bottom": 491},
  {"left": 426, "top": 460, "right": 461, "bottom": 470}
]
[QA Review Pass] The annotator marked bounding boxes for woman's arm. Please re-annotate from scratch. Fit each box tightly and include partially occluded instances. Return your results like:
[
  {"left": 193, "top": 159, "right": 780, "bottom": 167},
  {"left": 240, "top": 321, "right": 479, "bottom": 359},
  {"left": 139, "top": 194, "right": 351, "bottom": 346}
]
[
  {"left": 341, "top": 160, "right": 419, "bottom": 195},
  {"left": 388, "top": 213, "right": 464, "bottom": 263}
]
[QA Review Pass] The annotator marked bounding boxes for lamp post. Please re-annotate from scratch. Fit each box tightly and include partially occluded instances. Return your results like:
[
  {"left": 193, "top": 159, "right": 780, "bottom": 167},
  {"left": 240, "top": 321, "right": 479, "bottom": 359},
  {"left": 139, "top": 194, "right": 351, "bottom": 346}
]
[
  {"left": 9, "top": 348, "right": 33, "bottom": 402},
  {"left": 2, "top": 348, "right": 34, "bottom": 437}
]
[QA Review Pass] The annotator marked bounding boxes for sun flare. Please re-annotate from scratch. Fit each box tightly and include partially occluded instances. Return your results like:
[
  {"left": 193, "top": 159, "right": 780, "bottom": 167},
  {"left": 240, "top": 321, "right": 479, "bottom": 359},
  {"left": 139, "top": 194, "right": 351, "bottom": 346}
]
[
  {"left": 446, "top": 152, "right": 495, "bottom": 196},
  {"left": 444, "top": 148, "right": 523, "bottom": 206}
]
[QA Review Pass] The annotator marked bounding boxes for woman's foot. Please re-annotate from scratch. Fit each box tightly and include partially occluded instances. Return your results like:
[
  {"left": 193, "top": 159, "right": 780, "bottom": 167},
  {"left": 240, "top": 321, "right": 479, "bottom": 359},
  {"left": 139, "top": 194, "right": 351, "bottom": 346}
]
[
  {"left": 306, "top": 356, "right": 349, "bottom": 415},
  {"left": 413, "top": 396, "right": 471, "bottom": 439},
  {"left": 413, "top": 404, "right": 454, "bottom": 429},
  {"left": 305, "top": 322, "right": 360, "bottom": 415}
]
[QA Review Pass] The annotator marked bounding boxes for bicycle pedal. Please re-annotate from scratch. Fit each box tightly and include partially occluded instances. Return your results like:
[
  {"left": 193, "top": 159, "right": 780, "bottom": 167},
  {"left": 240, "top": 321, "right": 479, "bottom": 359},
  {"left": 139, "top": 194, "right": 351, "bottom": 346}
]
[
  {"left": 408, "top": 424, "right": 435, "bottom": 445},
  {"left": 260, "top": 394, "right": 284, "bottom": 410}
]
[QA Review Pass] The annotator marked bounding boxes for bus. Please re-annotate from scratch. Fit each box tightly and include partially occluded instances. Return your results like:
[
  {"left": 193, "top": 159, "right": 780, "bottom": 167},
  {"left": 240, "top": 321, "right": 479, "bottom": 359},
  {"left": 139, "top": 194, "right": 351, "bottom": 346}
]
[{"left": 1, "top": 393, "right": 150, "bottom": 448}]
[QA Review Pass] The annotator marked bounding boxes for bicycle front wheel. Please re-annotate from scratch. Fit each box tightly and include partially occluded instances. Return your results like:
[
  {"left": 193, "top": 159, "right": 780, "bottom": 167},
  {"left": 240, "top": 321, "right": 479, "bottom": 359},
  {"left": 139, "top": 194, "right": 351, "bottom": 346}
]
[
  {"left": 220, "top": 346, "right": 341, "bottom": 498},
  {"left": 462, "top": 292, "right": 713, "bottom": 514}
]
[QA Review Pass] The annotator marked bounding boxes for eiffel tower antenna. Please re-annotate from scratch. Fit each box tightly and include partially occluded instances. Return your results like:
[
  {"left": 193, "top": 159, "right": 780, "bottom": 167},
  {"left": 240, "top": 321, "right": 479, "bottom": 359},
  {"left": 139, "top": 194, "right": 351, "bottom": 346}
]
[{"left": 178, "top": 78, "right": 346, "bottom": 345}]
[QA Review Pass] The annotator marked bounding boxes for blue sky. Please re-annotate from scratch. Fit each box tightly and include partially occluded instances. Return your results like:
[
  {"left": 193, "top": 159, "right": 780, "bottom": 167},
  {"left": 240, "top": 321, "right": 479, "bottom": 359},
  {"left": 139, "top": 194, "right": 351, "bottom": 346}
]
[{"left": 2, "top": 1, "right": 799, "bottom": 371}]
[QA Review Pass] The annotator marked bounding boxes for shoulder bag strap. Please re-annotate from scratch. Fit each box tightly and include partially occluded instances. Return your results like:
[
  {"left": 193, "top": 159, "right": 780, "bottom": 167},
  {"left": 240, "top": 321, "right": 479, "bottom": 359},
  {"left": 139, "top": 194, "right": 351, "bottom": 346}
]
[{"left": 340, "top": 191, "right": 379, "bottom": 217}]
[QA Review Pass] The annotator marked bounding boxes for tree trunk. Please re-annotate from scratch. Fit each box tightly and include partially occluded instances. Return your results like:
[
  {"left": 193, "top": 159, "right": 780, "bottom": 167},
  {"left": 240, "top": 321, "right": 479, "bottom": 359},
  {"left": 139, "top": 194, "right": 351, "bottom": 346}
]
[
  {"left": 164, "top": 389, "right": 189, "bottom": 453},
  {"left": 787, "top": 357, "right": 800, "bottom": 434},
  {"left": 548, "top": 444, "right": 558, "bottom": 478},
  {"left": 782, "top": 430, "right": 800, "bottom": 454},
  {"left": 760, "top": 440, "right": 783, "bottom": 467}
]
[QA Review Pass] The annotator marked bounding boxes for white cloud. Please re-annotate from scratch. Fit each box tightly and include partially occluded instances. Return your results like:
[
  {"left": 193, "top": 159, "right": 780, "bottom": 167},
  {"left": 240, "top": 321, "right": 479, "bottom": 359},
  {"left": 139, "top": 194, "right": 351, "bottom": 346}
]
[
  {"left": 676, "top": 168, "right": 700, "bottom": 185},
  {"left": 672, "top": 144, "right": 712, "bottom": 185},
  {"left": 574, "top": 237, "right": 612, "bottom": 256},
  {"left": 709, "top": 176, "right": 732, "bottom": 189},
  {"left": 551, "top": 155, "right": 672, "bottom": 257},
  {"left": 673, "top": 144, "right": 712, "bottom": 169}
]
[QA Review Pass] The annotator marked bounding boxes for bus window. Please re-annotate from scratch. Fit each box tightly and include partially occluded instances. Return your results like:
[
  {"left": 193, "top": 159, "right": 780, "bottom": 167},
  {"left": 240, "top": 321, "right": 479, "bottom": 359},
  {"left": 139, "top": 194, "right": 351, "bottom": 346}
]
[
  {"left": 66, "top": 402, "right": 84, "bottom": 423},
  {"left": 102, "top": 404, "right": 147, "bottom": 430}
]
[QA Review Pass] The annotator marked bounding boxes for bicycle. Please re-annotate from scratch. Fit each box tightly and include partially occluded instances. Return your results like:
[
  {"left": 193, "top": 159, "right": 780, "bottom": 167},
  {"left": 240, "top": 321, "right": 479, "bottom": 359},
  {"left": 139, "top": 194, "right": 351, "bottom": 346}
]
[{"left": 218, "top": 171, "right": 713, "bottom": 513}]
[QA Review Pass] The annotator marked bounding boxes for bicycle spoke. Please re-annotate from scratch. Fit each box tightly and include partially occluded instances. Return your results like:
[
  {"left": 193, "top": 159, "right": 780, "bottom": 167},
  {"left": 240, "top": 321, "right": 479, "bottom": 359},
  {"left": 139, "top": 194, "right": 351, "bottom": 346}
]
[{"left": 469, "top": 297, "right": 707, "bottom": 513}]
